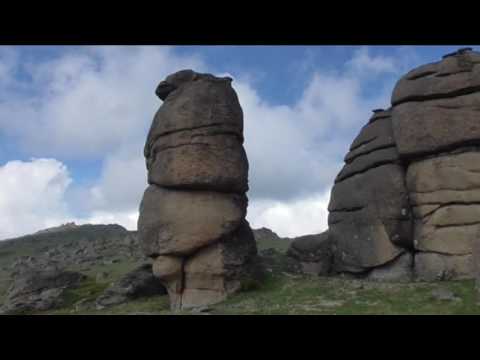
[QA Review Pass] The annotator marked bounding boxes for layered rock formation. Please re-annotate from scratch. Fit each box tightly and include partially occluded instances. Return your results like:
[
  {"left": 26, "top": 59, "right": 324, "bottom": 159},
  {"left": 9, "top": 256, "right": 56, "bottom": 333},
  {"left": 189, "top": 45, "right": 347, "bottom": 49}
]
[
  {"left": 328, "top": 108, "right": 412, "bottom": 278},
  {"left": 138, "top": 70, "right": 261, "bottom": 310},
  {"left": 329, "top": 48, "right": 480, "bottom": 281}
]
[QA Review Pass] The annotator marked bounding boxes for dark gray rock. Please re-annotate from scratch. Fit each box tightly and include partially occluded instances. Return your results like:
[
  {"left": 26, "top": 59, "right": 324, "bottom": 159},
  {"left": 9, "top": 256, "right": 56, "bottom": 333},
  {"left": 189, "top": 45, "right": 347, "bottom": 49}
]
[
  {"left": 392, "top": 92, "right": 480, "bottom": 157},
  {"left": 0, "top": 270, "right": 86, "bottom": 314},
  {"left": 366, "top": 253, "right": 413, "bottom": 282},
  {"left": 96, "top": 264, "right": 166, "bottom": 308},
  {"left": 144, "top": 70, "right": 246, "bottom": 193},
  {"left": 329, "top": 164, "right": 412, "bottom": 271},
  {"left": 391, "top": 49, "right": 480, "bottom": 106},
  {"left": 346, "top": 113, "right": 396, "bottom": 162},
  {"left": 286, "top": 231, "right": 333, "bottom": 275},
  {"left": 368, "top": 108, "right": 392, "bottom": 124},
  {"left": 336, "top": 146, "right": 399, "bottom": 182},
  {"left": 431, "top": 288, "right": 461, "bottom": 302}
]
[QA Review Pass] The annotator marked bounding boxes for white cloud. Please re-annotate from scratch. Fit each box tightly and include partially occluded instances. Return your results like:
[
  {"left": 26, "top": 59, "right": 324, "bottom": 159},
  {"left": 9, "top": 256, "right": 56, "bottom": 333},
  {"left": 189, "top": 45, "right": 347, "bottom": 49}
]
[
  {"left": 74, "top": 210, "right": 139, "bottom": 231},
  {"left": 346, "top": 47, "right": 397, "bottom": 76},
  {"left": 0, "top": 46, "right": 206, "bottom": 158},
  {"left": 86, "top": 144, "right": 147, "bottom": 213},
  {"left": 0, "top": 158, "right": 73, "bottom": 239},
  {"left": 248, "top": 191, "right": 331, "bottom": 238}
]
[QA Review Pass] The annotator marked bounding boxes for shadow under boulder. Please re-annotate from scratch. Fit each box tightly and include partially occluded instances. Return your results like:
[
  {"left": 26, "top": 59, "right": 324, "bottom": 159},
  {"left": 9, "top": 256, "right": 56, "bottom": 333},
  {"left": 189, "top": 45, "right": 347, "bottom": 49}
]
[{"left": 96, "top": 264, "right": 167, "bottom": 309}]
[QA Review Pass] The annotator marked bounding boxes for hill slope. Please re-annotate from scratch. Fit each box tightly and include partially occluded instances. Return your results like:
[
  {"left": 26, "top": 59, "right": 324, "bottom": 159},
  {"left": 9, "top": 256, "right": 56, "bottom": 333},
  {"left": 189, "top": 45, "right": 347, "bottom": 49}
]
[{"left": 1, "top": 224, "right": 479, "bottom": 315}]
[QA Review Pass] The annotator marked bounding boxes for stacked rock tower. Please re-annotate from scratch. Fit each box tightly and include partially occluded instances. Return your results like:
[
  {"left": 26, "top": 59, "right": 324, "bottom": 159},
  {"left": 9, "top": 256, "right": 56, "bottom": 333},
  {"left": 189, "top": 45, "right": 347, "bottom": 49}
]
[
  {"left": 138, "top": 70, "right": 261, "bottom": 310},
  {"left": 329, "top": 48, "right": 480, "bottom": 281}
]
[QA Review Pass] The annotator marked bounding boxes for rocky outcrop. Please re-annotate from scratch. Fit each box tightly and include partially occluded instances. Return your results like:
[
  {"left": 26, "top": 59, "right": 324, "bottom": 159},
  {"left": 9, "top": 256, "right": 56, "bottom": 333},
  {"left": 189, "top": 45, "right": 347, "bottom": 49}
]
[
  {"left": 286, "top": 231, "right": 333, "bottom": 275},
  {"left": 328, "top": 48, "right": 480, "bottom": 281},
  {"left": 5, "top": 225, "right": 146, "bottom": 277},
  {"left": 328, "top": 109, "right": 412, "bottom": 274},
  {"left": 0, "top": 270, "right": 86, "bottom": 314},
  {"left": 366, "top": 253, "right": 413, "bottom": 283},
  {"left": 138, "top": 70, "right": 261, "bottom": 310},
  {"left": 96, "top": 264, "right": 166, "bottom": 308}
]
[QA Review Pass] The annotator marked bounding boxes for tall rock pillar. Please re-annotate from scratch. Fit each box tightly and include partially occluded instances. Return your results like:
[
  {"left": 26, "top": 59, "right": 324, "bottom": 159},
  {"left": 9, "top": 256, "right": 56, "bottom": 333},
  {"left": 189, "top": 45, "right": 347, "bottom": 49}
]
[{"left": 138, "top": 70, "right": 261, "bottom": 310}]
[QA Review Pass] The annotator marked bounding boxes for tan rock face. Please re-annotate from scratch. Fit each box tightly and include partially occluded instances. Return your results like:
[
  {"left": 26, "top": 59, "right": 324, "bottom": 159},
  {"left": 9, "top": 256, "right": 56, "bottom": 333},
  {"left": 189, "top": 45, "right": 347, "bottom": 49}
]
[
  {"left": 145, "top": 75, "right": 243, "bottom": 156},
  {"left": 392, "top": 94, "right": 480, "bottom": 157},
  {"left": 391, "top": 50, "right": 480, "bottom": 106},
  {"left": 406, "top": 152, "right": 480, "bottom": 257},
  {"left": 152, "top": 255, "right": 184, "bottom": 295},
  {"left": 414, "top": 252, "right": 473, "bottom": 281},
  {"left": 407, "top": 151, "right": 480, "bottom": 194},
  {"left": 328, "top": 112, "right": 412, "bottom": 272},
  {"left": 173, "top": 220, "right": 260, "bottom": 310},
  {"left": 138, "top": 185, "right": 247, "bottom": 257},
  {"left": 326, "top": 49, "right": 480, "bottom": 282},
  {"left": 148, "top": 131, "right": 249, "bottom": 193},
  {"left": 138, "top": 70, "right": 261, "bottom": 310}
]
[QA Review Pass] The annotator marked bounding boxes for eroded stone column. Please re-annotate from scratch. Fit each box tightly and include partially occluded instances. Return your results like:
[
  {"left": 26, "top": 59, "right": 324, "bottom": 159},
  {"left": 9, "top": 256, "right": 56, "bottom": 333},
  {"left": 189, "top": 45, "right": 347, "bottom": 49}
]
[{"left": 138, "top": 70, "right": 262, "bottom": 310}]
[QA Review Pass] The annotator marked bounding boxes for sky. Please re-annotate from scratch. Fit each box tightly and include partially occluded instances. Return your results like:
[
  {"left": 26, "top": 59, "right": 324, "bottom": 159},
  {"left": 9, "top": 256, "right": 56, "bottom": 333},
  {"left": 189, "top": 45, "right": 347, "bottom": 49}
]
[{"left": 0, "top": 45, "right": 476, "bottom": 240}]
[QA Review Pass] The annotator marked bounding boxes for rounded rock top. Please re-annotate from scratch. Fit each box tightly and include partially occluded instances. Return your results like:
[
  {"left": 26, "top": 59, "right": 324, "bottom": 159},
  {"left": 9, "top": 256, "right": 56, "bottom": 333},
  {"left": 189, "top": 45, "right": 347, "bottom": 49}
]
[
  {"left": 156, "top": 69, "right": 234, "bottom": 100},
  {"left": 391, "top": 48, "right": 480, "bottom": 106}
]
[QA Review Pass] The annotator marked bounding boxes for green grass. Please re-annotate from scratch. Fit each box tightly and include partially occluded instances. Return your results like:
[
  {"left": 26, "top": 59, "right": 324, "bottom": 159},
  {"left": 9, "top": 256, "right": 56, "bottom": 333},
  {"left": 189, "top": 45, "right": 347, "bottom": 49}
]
[
  {"left": 46, "top": 276, "right": 170, "bottom": 315},
  {"left": 30, "top": 272, "right": 480, "bottom": 315},
  {"left": 211, "top": 274, "right": 480, "bottom": 315}
]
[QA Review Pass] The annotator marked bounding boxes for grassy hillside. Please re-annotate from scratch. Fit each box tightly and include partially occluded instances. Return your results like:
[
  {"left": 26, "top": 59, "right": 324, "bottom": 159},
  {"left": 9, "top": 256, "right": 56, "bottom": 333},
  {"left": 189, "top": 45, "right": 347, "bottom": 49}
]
[
  {"left": 43, "top": 273, "right": 480, "bottom": 315},
  {"left": 2, "top": 224, "right": 480, "bottom": 315}
]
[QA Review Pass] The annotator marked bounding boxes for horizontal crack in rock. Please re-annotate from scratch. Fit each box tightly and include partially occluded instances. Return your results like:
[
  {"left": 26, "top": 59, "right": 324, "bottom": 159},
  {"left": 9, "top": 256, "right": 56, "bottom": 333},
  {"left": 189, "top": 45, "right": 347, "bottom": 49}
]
[
  {"left": 345, "top": 144, "right": 397, "bottom": 164},
  {"left": 392, "top": 84, "right": 480, "bottom": 107}
]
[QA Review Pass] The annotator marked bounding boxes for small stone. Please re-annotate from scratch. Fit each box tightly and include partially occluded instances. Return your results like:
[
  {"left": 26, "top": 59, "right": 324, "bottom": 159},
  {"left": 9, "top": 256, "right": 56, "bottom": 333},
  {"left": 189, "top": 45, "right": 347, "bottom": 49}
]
[{"left": 431, "top": 288, "right": 461, "bottom": 302}]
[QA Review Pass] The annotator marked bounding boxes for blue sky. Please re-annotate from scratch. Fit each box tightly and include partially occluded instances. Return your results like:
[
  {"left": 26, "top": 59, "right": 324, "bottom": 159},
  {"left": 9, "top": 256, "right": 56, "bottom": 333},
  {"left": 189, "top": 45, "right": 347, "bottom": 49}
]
[{"left": 0, "top": 45, "right": 475, "bottom": 240}]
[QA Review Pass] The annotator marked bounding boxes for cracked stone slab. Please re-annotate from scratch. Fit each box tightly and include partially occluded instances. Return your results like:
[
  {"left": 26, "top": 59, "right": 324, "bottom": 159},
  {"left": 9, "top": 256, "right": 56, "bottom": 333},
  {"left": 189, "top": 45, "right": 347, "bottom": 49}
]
[
  {"left": 138, "top": 185, "right": 247, "bottom": 257},
  {"left": 391, "top": 49, "right": 480, "bottom": 106},
  {"left": 392, "top": 93, "right": 480, "bottom": 157},
  {"left": 346, "top": 114, "right": 396, "bottom": 162},
  {"left": 414, "top": 252, "right": 473, "bottom": 281}
]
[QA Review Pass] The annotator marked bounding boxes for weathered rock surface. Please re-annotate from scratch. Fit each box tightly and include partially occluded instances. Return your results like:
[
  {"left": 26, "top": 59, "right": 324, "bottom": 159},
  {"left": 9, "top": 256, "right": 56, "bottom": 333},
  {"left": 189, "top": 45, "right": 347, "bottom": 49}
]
[
  {"left": 392, "top": 94, "right": 480, "bottom": 157},
  {"left": 138, "top": 70, "right": 261, "bottom": 310},
  {"left": 286, "top": 231, "right": 332, "bottom": 275},
  {"left": 180, "top": 221, "right": 262, "bottom": 309},
  {"left": 414, "top": 252, "right": 473, "bottom": 281},
  {"left": 329, "top": 163, "right": 411, "bottom": 271},
  {"left": 148, "top": 130, "right": 249, "bottom": 193},
  {"left": 328, "top": 110, "right": 412, "bottom": 273},
  {"left": 367, "top": 253, "right": 413, "bottom": 282},
  {"left": 391, "top": 49, "right": 480, "bottom": 106},
  {"left": 138, "top": 186, "right": 247, "bottom": 257},
  {"left": 96, "top": 264, "right": 166, "bottom": 308},
  {"left": 324, "top": 49, "right": 480, "bottom": 282},
  {"left": 144, "top": 70, "right": 245, "bottom": 193},
  {"left": 0, "top": 270, "right": 85, "bottom": 314},
  {"left": 146, "top": 70, "right": 243, "bottom": 143}
]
